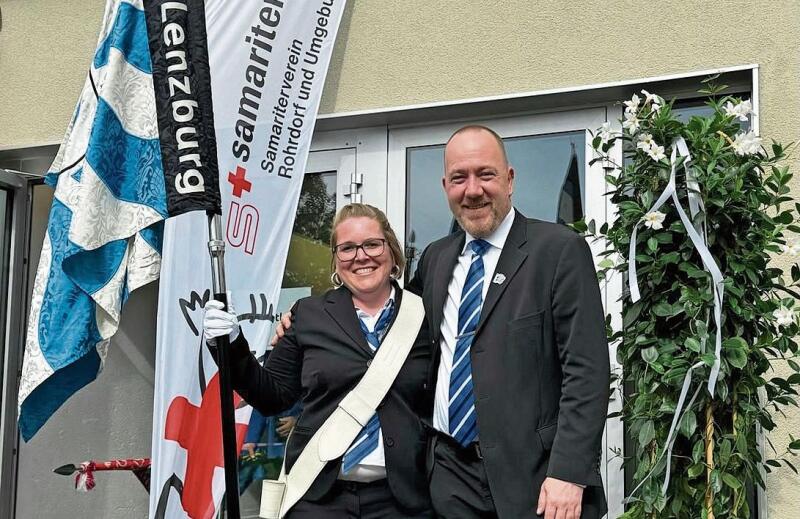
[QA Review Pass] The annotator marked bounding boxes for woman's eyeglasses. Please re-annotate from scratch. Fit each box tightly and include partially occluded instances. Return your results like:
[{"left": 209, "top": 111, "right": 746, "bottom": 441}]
[{"left": 333, "top": 238, "right": 386, "bottom": 261}]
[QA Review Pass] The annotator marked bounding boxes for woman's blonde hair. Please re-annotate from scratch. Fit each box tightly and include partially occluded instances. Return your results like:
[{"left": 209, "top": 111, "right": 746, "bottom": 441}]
[{"left": 330, "top": 203, "right": 406, "bottom": 275}]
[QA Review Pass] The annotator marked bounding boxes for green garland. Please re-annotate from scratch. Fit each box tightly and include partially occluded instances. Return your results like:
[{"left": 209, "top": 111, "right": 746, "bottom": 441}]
[{"left": 589, "top": 78, "right": 800, "bottom": 518}]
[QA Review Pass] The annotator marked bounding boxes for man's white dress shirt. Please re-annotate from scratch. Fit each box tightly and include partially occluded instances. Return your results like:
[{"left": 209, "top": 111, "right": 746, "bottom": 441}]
[{"left": 433, "top": 209, "right": 516, "bottom": 434}]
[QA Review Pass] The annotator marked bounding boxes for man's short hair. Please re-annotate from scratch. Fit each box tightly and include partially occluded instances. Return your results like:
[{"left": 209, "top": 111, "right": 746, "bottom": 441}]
[{"left": 445, "top": 125, "right": 509, "bottom": 165}]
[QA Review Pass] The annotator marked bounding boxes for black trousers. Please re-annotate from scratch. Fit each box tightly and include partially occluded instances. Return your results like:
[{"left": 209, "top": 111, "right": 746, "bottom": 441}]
[
  {"left": 428, "top": 434, "right": 499, "bottom": 519},
  {"left": 429, "top": 433, "right": 607, "bottom": 519},
  {"left": 285, "top": 479, "right": 432, "bottom": 519}
]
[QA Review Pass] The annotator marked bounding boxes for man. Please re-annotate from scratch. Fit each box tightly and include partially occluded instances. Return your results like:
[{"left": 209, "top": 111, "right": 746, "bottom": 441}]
[
  {"left": 274, "top": 125, "right": 609, "bottom": 518},
  {"left": 239, "top": 408, "right": 297, "bottom": 493},
  {"left": 406, "top": 125, "right": 609, "bottom": 518}
]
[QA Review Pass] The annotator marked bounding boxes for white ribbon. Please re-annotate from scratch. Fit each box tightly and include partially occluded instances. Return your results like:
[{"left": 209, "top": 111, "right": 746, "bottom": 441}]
[
  {"left": 660, "top": 363, "right": 703, "bottom": 494},
  {"left": 626, "top": 137, "right": 726, "bottom": 496},
  {"left": 677, "top": 138, "right": 705, "bottom": 237},
  {"left": 625, "top": 361, "right": 703, "bottom": 502}
]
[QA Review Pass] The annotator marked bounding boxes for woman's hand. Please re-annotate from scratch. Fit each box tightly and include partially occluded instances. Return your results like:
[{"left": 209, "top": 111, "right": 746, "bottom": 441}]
[
  {"left": 269, "top": 311, "right": 294, "bottom": 346},
  {"left": 203, "top": 300, "right": 240, "bottom": 343}
]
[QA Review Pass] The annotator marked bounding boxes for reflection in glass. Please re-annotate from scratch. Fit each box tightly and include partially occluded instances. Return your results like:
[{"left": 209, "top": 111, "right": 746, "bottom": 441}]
[
  {"left": 557, "top": 143, "right": 583, "bottom": 224},
  {"left": 0, "top": 188, "right": 8, "bottom": 290},
  {"left": 405, "top": 132, "right": 585, "bottom": 277},
  {"left": 282, "top": 172, "right": 337, "bottom": 296},
  {"left": 672, "top": 102, "right": 750, "bottom": 131},
  {"left": 0, "top": 188, "right": 9, "bottom": 394}
]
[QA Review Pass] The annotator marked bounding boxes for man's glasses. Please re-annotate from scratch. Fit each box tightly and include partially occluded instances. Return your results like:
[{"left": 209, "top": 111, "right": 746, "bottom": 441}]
[{"left": 333, "top": 238, "right": 387, "bottom": 261}]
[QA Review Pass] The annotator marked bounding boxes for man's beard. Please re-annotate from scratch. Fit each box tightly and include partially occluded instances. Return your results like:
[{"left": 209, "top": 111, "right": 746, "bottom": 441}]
[{"left": 456, "top": 206, "right": 499, "bottom": 238}]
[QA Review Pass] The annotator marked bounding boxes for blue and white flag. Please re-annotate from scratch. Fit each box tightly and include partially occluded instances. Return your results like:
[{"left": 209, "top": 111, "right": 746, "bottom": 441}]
[{"left": 18, "top": 0, "right": 219, "bottom": 441}]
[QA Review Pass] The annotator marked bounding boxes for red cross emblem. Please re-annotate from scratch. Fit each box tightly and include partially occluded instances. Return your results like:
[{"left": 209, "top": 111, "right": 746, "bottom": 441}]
[
  {"left": 165, "top": 374, "right": 248, "bottom": 519},
  {"left": 228, "top": 166, "right": 252, "bottom": 198}
]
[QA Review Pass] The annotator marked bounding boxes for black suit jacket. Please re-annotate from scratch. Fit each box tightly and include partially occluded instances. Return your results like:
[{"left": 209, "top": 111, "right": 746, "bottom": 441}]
[
  {"left": 407, "top": 210, "right": 609, "bottom": 518},
  {"left": 228, "top": 284, "right": 432, "bottom": 512}
]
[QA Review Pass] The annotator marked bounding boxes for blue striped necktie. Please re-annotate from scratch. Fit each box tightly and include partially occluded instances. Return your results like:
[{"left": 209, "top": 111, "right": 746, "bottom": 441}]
[
  {"left": 449, "top": 239, "right": 491, "bottom": 446},
  {"left": 341, "top": 300, "right": 395, "bottom": 473}
]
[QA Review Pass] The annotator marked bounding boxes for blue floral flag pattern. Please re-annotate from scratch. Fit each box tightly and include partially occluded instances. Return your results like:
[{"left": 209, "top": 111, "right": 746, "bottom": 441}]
[{"left": 18, "top": 0, "right": 169, "bottom": 441}]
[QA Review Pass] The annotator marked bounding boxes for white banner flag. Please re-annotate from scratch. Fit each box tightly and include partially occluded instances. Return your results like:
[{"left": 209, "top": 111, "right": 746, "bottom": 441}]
[{"left": 149, "top": 1, "right": 346, "bottom": 518}]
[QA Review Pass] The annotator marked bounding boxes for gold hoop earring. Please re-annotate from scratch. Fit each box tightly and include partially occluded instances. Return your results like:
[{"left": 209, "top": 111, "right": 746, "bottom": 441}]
[
  {"left": 331, "top": 272, "right": 343, "bottom": 288},
  {"left": 390, "top": 265, "right": 401, "bottom": 280}
]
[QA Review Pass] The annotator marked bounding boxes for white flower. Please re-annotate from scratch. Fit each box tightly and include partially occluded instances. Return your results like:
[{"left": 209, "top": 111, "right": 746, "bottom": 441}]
[
  {"left": 723, "top": 99, "right": 753, "bottom": 122},
  {"left": 635, "top": 133, "right": 665, "bottom": 161},
  {"left": 651, "top": 100, "right": 662, "bottom": 114},
  {"left": 641, "top": 89, "right": 660, "bottom": 105},
  {"left": 622, "top": 112, "right": 640, "bottom": 135},
  {"left": 642, "top": 89, "right": 663, "bottom": 111},
  {"left": 774, "top": 306, "right": 795, "bottom": 327},
  {"left": 723, "top": 101, "right": 736, "bottom": 118},
  {"left": 643, "top": 211, "right": 666, "bottom": 230},
  {"left": 636, "top": 133, "right": 655, "bottom": 151},
  {"left": 731, "top": 131, "right": 762, "bottom": 156},
  {"left": 783, "top": 236, "right": 800, "bottom": 256},
  {"left": 646, "top": 144, "right": 666, "bottom": 162},
  {"left": 598, "top": 122, "right": 614, "bottom": 144},
  {"left": 624, "top": 94, "right": 641, "bottom": 114}
]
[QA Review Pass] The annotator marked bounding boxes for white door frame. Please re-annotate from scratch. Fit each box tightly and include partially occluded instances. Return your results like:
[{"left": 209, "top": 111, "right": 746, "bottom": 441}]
[{"left": 309, "top": 126, "right": 388, "bottom": 211}]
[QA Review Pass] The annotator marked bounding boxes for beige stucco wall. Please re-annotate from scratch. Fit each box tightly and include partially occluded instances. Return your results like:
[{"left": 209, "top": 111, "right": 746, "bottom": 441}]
[
  {"left": 3, "top": 1, "right": 800, "bottom": 148},
  {"left": 2, "top": 0, "right": 800, "bottom": 517},
  {"left": 0, "top": 0, "right": 105, "bottom": 147}
]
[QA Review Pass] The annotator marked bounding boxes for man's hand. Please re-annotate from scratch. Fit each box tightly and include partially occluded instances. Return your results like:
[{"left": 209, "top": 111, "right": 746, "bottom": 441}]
[
  {"left": 269, "top": 311, "right": 294, "bottom": 346},
  {"left": 276, "top": 416, "right": 296, "bottom": 437},
  {"left": 242, "top": 442, "right": 257, "bottom": 457},
  {"left": 536, "top": 477, "right": 584, "bottom": 519}
]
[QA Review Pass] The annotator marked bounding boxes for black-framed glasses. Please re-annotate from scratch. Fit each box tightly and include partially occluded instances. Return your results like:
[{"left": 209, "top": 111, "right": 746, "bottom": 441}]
[{"left": 333, "top": 238, "right": 387, "bottom": 261}]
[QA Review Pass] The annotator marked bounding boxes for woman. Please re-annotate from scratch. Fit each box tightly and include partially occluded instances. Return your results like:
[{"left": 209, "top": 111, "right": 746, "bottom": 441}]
[{"left": 203, "top": 203, "right": 432, "bottom": 518}]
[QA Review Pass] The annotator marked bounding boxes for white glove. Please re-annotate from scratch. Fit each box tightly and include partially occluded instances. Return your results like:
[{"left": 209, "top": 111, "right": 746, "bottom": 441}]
[{"left": 203, "top": 299, "right": 240, "bottom": 343}]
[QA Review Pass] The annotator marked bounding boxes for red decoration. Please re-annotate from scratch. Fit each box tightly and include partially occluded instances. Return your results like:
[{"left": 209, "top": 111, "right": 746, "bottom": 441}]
[
  {"left": 165, "top": 374, "right": 248, "bottom": 519},
  {"left": 55, "top": 458, "right": 151, "bottom": 492}
]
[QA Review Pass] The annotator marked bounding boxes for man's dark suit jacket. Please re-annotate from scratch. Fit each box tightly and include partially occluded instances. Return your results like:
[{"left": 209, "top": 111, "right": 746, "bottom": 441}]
[
  {"left": 408, "top": 210, "right": 609, "bottom": 518},
  {"left": 227, "top": 284, "right": 433, "bottom": 512}
]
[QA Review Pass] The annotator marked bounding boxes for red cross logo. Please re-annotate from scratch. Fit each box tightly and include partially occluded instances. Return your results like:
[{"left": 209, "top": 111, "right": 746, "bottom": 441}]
[
  {"left": 228, "top": 166, "right": 252, "bottom": 198},
  {"left": 165, "top": 374, "right": 247, "bottom": 519}
]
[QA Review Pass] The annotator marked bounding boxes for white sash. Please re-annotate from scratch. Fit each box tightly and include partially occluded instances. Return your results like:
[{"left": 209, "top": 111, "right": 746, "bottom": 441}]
[{"left": 260, "top": 290, "right": 425, "bottom": 518}]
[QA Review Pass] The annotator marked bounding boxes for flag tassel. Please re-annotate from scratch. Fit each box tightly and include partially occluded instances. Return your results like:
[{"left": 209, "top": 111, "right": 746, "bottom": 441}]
[{"left": 75, "top": 462, "right": 96, "bottom": 492}]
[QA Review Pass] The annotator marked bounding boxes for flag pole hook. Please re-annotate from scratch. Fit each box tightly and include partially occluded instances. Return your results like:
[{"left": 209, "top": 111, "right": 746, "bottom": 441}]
[{"left": 207, "top": 211, "right": 241, "bottom": 519}]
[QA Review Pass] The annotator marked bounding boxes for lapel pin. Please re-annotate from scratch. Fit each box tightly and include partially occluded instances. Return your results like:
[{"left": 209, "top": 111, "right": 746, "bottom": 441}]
[{"left": 492, "top": 273, "right": 506, "bottom": 285}]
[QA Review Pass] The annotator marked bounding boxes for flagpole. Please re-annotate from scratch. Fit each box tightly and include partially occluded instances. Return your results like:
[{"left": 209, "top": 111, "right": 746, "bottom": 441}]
[{"left": 207, "top": 212, "right": 241, "bottom": 519}]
